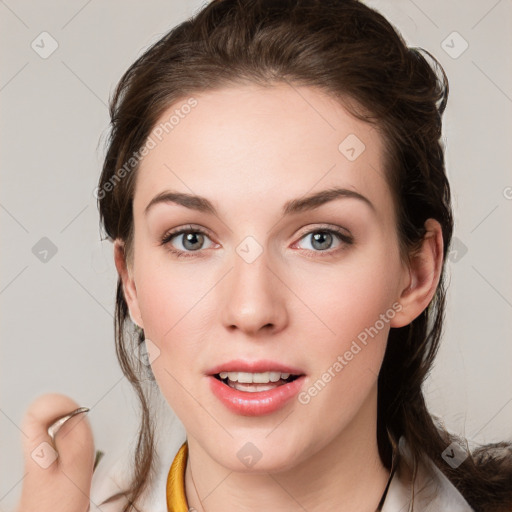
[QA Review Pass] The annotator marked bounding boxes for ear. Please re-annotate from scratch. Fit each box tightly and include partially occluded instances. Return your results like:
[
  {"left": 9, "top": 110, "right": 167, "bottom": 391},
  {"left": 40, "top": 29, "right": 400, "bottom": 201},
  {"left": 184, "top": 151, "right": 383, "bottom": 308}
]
[
  {"left": 390, "top": 218, "right": 444, "bottom": 328},
  {"left": 113, "top": 239, "right": 144, "bottom": 329}
]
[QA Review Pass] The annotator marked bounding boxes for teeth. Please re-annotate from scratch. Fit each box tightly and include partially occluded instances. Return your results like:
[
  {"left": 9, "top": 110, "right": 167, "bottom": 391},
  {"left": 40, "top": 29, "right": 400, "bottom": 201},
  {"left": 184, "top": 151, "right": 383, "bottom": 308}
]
[
  {"left": 229, "top": 382, "right": 280, "bottom": 392},
  {"left": 218, "top": 371, "right": 292, "bottom": 383}
]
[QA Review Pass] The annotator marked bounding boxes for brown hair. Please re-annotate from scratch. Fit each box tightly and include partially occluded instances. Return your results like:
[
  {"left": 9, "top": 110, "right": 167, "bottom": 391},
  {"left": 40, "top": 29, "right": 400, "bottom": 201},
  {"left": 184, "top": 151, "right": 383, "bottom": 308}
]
[{"left": 96, "top": 1, "right": 512, "bottom": 510}]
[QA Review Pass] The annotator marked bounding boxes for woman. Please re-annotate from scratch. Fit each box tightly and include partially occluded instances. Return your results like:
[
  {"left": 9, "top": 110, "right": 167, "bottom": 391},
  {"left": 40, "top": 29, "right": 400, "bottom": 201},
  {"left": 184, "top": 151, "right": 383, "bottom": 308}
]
[{"left": 16, "top": 1, "right": 512, "bottom": 511}]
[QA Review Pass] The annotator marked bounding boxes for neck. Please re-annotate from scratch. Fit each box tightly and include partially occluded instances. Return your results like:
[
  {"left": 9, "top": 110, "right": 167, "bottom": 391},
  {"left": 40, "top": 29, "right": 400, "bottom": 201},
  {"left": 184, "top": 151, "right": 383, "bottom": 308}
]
[{"left": 184, "top": 387, "right": 389, "bottom": 512}]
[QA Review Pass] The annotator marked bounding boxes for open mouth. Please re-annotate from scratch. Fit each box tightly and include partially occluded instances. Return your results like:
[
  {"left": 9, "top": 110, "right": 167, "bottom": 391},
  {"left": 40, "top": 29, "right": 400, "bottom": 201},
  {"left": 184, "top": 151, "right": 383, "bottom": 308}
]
[
  {"left": 213, "top": 372, "right": 302, "bottom": 392},
  {"left": 208, "top": 369, "right": 307, "bottom": 415}
]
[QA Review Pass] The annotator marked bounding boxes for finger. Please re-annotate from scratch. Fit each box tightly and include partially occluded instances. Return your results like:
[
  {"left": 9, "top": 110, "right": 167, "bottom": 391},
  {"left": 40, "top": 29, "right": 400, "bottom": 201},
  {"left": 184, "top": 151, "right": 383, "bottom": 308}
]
[{"left": 17, "top": 393, "right": 95, "bottom": 512}]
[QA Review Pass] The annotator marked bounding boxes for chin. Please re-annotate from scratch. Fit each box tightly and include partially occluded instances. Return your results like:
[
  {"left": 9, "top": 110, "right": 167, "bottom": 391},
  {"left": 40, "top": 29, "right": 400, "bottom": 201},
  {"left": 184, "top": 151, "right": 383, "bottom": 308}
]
[{"left": 202, "top": 435, "right": 309, "bottom": 474}]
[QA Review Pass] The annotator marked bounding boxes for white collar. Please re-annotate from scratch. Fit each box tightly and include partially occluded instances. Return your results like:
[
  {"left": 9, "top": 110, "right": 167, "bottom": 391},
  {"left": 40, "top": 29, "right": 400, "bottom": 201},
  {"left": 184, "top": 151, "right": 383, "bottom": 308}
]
[{"left": 381, "top": 437, "right": 474, "bottom": 512}]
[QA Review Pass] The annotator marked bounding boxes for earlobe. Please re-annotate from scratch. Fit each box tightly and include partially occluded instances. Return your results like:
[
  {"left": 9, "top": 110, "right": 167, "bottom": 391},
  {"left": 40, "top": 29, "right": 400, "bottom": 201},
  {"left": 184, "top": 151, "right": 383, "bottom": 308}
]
[
  {"left": 113, "top": 239, "right": 144, "bottom": 329},
  {"left": 390, "top": 219, "right": 444, "bottom": 328}
]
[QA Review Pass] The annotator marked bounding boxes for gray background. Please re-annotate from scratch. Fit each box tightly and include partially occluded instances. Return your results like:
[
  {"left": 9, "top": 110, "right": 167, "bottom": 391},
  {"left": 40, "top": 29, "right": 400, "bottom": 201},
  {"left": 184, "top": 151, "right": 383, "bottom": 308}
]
[{"left": 1, "top": 0, "right": 511, "bottom": 509}]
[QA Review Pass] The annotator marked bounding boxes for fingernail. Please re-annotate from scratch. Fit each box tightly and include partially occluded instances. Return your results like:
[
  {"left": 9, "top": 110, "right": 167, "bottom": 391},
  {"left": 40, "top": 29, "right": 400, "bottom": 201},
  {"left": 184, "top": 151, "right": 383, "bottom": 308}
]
[{"left": 47, "top": 406, "right": 90, "bottom": 443}]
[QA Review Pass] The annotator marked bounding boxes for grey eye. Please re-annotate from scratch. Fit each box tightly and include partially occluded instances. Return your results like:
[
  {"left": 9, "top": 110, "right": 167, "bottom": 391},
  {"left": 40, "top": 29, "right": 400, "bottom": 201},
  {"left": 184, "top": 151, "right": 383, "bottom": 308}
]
[
  {"left": 298, "top": 230, "right": 341, "bottom": 252},
  {"left": 180, "top": 232, "right": 205, "bottom": 251}
]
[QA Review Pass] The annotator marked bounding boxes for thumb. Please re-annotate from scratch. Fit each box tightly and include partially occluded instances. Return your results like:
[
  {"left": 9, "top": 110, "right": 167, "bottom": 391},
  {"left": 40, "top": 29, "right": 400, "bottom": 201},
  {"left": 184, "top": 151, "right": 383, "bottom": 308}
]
[{"left": 17, "top": 393, "right": 95, "bottom": 512}]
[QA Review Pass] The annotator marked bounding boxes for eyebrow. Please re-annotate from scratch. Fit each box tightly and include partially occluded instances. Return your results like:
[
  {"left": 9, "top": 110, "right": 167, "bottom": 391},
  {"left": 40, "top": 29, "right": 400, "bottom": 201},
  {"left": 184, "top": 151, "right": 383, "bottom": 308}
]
[{"left": 144, "top": 186, "right": 375, "bottom": 217}]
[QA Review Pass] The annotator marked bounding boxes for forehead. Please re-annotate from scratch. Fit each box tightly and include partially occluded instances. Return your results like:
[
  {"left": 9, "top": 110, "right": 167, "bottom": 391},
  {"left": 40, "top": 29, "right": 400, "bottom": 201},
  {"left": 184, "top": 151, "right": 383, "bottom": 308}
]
[{"left": 133, "top": 82, "right": 392, "bottom": 221}]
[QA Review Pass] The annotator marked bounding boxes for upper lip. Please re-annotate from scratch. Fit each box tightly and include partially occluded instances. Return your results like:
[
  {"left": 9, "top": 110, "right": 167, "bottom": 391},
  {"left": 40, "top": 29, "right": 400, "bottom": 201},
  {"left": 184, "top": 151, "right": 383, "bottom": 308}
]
[{"left": 207, "top": 359, "right": 305, "bottom": 376}]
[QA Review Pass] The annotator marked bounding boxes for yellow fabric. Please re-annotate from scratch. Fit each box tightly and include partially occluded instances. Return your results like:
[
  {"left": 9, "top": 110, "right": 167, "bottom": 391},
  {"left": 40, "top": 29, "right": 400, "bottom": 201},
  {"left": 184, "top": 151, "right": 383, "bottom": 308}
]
[{"left": 166, "top": 441, "right": 189, "bottom": 512}]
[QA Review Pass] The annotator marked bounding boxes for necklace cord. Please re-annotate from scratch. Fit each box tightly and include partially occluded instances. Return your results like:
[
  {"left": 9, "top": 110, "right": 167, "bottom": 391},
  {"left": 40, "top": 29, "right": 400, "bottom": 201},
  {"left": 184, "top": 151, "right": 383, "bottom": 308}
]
[{"left": 189, "top": 453, "right": 207, "bottom": 512}]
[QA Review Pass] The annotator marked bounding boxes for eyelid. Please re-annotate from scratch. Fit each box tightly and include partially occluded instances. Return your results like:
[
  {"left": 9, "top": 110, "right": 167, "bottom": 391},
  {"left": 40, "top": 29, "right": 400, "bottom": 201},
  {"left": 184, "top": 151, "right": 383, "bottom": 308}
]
[
  {"left": 295, "top": 223, "right": 352, "bottom": 241},
  {"left": 161, "top": 224, "right": 213, "bottom": 242}
]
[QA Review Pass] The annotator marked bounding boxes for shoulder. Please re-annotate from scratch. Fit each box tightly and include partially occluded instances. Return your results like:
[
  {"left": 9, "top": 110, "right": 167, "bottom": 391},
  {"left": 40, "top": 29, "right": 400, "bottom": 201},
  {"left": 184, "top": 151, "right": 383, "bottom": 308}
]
[
  {"left": 87, "top": 447, "right": 131, "bottom": 512},
  {"left": 88, "top": 437, "right": 186, "bottom": 512},
  {"left": 382, "top": 437, "right": 475, "bottom": 512}
]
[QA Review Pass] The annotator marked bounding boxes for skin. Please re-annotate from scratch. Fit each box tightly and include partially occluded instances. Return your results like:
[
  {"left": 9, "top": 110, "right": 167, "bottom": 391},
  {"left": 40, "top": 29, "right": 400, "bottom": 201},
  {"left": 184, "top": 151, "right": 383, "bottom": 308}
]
[
  {"left": 17, "top": 393, "right": 95, "bottom": 512},
  {"left": 17, "top": 83, "right": 443, "bottom": 512}
]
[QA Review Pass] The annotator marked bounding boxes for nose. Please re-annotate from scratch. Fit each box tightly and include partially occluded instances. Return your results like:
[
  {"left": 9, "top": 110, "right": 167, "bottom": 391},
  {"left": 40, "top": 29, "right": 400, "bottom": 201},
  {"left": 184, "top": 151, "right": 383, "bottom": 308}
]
[{"left": 220, "top": 249, "right": 288, "bottom": 336}]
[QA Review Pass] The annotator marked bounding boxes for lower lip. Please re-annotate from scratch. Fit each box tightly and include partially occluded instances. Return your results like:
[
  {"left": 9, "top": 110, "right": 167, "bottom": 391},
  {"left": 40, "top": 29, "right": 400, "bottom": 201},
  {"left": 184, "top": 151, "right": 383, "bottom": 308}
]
[{"left": 208, "top": 375, "right": 306, "bottom": 416}]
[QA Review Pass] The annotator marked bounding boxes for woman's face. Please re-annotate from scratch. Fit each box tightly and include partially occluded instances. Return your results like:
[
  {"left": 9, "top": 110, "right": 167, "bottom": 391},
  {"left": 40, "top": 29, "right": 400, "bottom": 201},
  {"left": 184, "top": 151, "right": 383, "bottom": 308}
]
[{"left": 119, "top": 83, "right": 412, "bottom": 471}]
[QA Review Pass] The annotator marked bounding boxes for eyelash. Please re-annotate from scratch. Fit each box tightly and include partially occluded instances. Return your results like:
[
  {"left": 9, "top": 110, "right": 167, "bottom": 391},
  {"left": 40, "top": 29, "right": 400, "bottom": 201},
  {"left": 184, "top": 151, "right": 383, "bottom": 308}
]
[{"left": 159, "top": 224, "right": 354, "bottom": 259}]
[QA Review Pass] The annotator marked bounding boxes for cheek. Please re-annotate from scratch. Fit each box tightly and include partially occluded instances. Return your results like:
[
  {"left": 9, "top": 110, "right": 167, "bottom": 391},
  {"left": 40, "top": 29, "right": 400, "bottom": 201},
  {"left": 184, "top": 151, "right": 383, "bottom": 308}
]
[
  {"left": 295, "top": 272, "right": 392, "bottom": 441},
  {"left": 135, "top": 257, "right": 209, "bottom": 337},
  {"left": 136, "top": 272, "right": 206, "bottom": 416},
  {"left": 133, "top": 269, "right": 206, "bottom": 398},
  {"left": 292, "top": 250, "right": 400, "bottom": 401},
  {"left": 294, "top": 255, "right": 400, "bottom": 346}
]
